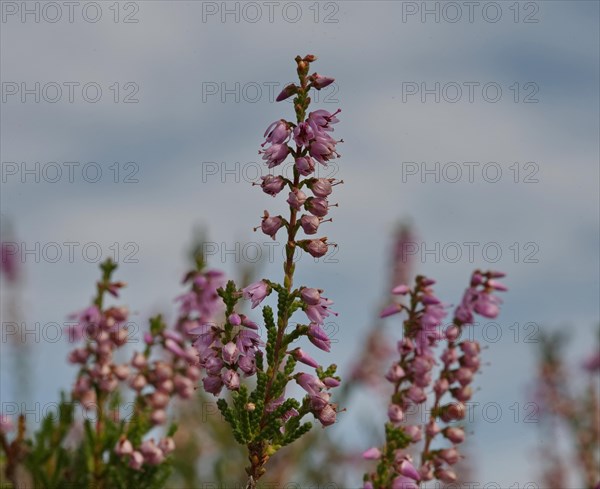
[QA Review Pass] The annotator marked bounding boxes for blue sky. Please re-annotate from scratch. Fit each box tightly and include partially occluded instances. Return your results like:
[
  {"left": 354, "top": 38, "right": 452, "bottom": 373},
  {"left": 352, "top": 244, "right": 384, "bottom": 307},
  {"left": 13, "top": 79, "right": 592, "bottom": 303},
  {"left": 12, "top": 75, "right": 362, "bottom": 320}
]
[{"left": 1, "top": 1, "right": 599, "bottom": 487}]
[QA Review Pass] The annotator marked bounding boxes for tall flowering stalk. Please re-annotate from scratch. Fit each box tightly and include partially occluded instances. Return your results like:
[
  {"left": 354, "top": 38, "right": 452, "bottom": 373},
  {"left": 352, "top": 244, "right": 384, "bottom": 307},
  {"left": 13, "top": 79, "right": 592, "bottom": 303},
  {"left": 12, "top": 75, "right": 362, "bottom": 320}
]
[
  {"left": 363, "top": 271, "right": 507, "bottom": 488},
  {"left": 190, "top": 55, "right": 343, "bottom": 488}
]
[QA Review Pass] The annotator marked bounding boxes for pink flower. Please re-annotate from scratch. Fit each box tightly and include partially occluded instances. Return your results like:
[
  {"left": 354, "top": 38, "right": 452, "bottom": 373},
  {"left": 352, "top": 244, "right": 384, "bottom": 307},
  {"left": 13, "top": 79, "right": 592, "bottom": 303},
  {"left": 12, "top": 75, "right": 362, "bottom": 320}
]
[
  {"left": 158, "top": 437, "right": 176, "bottom": 454},
  {"left": 299, "top": 238, "right": 329, "bottom": 258},
  {"left": 129, "top": 450, "right": 144, "bottom": 470},
  {"left": 305, "top": 197, "right": 329, "bottom": 217},
  {"left": 381, "top": 303, "right": 403, "bottom": 318},
  {"left": 276, "top": 83, "right": 297, "bottom": 102},
  {"left": 259, "top": 211, "right": 285, "bottom": 240},
  {"left": 307, "top": 109, "right": 340, "bottom": 132},
  {"left": 310, "top": 73, "right": 335, "bottom": 90},
  {"left": 300, "top": 214, "right": 320, "bottom": 235},
  {"left": 308, "top": 178, "right": 334, "bottom": 198},
  {"left": 317, "top": 403, "right": 337, "bottom": 426},
  {"left": 115, "top": 437, "right": 133, "bottom": 456},
  {"left": 287, "top": 189, "right": 307, "bottom": 210},
  {"left": 202, "top": 375, "right": 223, "bottom": 396},
  {"left": 392, "top": 284, "right": 410, "bottom": 295},
  {"left": 242, "top": 281, "right": 270, "bottom": 309},
  {"left": 296, "top": 373, "right": 325, "bottom": 395},
  {"left": 260, "top": 175, "right": 286, "bottom": 196},
  {"left": 444, "top": 427, "right": 465, "bottom": 444},
  {"left": 228, "top": 313, "right": 241, "bottom": 326},
  {"left": 388, "top": 403, "right": 404, "bottom": 423},
  {"left": 305, "top": 296, "right": 337, "bottom": 325},
  {"left": 290, "top": 348, "right": 319, "bottom": 368},
  {"left": 398, "top": 457, "right": 420, "bottom": 481},
  {"left": 295, "top": 156, "right": 315, "bottom": 176},
  {"left": 222, "top": 342, "right": 239, "bottom": 364},
  {"left": 262, "top": 119, "right": 291, "bottom": 146},
  {"left": 223, "top": 369, "right": 240, "bottom": 390},
  {"left": 362, "top": 447, "right": 381, "bottom": 460},
  {"left": 309, "top": 133, "right": 339, "bottom": 165},
  {"left": 0, "top": 414, "right": 14, "bottom": 433},
  {"left": 308, "top": 323, "right": 331, "bottom": 352},
  {"left": 301, "top": 287, "right": 321, "bottom": 306},
  {"left": 260, "top": 143, "right": 290, "bottom": 168},
  {"left": 293, "top": 121, "right": 315, "bottom": 147}
]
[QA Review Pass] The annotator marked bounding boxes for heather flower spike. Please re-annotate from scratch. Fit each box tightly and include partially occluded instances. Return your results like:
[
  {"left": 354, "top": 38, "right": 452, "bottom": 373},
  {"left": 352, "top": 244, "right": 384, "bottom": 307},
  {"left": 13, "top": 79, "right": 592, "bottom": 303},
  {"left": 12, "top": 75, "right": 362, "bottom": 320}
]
[
  {"left": 364, "top": 271, "right": 507, "bottom": 488},
  {"left": 190, "top": 55, "right": 343, "bottom": 488}
]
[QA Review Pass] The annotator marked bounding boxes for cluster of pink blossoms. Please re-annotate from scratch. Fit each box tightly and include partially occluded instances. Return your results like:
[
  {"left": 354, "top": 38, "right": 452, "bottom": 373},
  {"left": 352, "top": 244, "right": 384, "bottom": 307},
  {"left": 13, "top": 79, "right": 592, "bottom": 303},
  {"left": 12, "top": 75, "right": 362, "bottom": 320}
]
[
  {"left": 68, "top": 300, "right": 131, "bottom": 408},
  {"left": 257, "top": 106, "right": 342, "bottom": 258},
  {"left": 175, "top": 267, "right": 226, "bottom": 334},
  {"left": 363, "top": 271, "right": 507, "bottom": 488},
  {"left": 293, "top": 286, "right": 339, "bottom": 425},
  {"left": 114, "top": 327, "right": 199, "bottom": 470},
  {"left": 67, "top": 269, "right": 201, "bottom": 471},
  {"left": 178, "top": 266, "right": 262, "bottom": 396}
]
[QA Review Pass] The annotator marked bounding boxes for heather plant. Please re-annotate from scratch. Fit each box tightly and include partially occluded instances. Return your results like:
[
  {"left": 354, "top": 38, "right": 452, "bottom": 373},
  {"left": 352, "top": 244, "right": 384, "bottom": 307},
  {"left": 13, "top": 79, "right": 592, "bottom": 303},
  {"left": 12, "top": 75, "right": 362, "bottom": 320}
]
[
  {"left": 187, "top": 54, "right": 343, "bottom": 488},
  {"left": 363, "top": 271, "right": 507, "bottom": 488},
  {"left": 535, "top": 330, "right": 600, "bottom": 489},
  {"left": 0, "top": 259, "right": 197, "bottom": 488}
]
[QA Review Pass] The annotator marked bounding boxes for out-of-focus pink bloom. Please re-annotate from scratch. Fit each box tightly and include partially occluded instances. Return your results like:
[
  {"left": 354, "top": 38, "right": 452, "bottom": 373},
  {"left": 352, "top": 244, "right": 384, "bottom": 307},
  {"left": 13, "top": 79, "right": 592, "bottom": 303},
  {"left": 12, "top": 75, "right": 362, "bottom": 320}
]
[
  {"left": 129, "top": 451, "right": 144, "bottom": 470},
  {"left": 0, "top": 413, "right": 13, "bottom": 433},
  {"left": 444, "top": 427, "right": 465, "bottom": 444},
  {"left": 115, "top": 437, "right": 133, "bottom": 456},
  {"left": 228, "top": 313, "right": 241, "bottom": 326},
  {"left": 583, "top": 351, "right": 600, "bottom": 372},
  {"left": 158, "top": 437, "right": 175, "bottom": 454},
  {"left": 381, "top": 303, "right": 403, "bottom": 318},
  {"left": 388, "top": 403, "right": 404, "bottom": 423},
  {"left": 0, "top": 242, "right": 19, "bottom": 283},
  {"left": 362, "top": 447, "right": 381, "bottom": 460}
]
